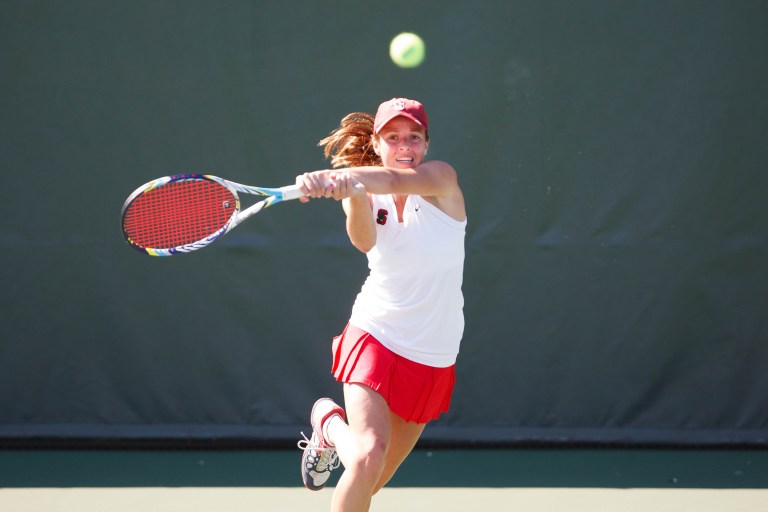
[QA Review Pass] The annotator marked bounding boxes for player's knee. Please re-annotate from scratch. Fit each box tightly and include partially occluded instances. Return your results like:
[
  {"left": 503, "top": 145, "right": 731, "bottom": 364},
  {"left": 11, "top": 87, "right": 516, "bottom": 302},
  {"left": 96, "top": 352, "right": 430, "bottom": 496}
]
[{"left": 348, "top": 435, "right": 388, "bottom": 482}]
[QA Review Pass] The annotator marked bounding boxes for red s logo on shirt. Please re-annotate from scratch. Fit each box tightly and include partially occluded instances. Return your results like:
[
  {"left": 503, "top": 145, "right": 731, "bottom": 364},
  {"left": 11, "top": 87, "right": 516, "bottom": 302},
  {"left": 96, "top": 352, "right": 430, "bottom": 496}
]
[{"left": 376, "top": 209, "right": 388, "bottom": 225}]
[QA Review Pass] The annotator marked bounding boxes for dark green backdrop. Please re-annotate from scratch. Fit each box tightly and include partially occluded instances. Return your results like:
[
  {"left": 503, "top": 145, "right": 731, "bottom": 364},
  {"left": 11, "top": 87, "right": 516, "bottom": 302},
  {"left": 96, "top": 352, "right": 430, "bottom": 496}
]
[{"left": 1, "top": 0, "right": 766, "bottom": 446}]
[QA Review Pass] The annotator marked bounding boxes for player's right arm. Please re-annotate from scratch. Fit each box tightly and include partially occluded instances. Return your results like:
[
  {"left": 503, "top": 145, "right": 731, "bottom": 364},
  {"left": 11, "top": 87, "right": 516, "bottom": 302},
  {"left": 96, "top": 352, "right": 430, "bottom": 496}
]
[{"left": 335, "top": 173, "right": 376, "bottom": 253}]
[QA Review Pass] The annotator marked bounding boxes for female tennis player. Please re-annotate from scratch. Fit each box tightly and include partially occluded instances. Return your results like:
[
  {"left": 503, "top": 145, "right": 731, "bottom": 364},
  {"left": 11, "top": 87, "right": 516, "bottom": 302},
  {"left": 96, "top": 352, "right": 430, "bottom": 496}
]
[{"left": 296, "top": 98, "right": 466, "bottom": 512}]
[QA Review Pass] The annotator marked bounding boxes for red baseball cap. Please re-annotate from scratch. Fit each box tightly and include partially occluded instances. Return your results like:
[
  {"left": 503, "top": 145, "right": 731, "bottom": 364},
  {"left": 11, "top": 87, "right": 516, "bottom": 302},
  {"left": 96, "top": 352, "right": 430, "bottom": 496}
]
[{"left": 373, "top": 98, "right": 429, "bottom": 134}]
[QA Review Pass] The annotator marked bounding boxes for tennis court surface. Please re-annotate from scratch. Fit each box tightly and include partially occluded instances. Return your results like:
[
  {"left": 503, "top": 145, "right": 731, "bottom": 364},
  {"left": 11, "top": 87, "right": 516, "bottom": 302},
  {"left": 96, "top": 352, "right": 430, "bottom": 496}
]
[{"left": 2, "top": 448, "right": 766, "bottom": 511}]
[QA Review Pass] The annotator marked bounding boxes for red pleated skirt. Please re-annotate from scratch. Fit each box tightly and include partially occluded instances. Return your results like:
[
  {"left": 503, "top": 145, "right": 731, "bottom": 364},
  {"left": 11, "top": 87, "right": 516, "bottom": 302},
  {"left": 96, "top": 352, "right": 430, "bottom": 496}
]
[{"left": 331, "top": 324, "right": 456, "bottom": 424}]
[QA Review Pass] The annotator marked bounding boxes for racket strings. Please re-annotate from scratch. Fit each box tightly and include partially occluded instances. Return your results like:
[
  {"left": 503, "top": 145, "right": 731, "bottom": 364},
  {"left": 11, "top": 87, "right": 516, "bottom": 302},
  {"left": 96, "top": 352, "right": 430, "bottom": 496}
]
[{"left": 123, "top": 179, "right": 237, "bottom": 249}]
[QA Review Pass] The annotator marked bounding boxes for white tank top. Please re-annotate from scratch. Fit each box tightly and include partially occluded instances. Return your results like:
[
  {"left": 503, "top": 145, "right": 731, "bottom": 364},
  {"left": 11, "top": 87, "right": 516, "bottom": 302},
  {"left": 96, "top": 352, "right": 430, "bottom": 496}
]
[{"left": 349, "top": 194, "right": 466, "bottom": 367}]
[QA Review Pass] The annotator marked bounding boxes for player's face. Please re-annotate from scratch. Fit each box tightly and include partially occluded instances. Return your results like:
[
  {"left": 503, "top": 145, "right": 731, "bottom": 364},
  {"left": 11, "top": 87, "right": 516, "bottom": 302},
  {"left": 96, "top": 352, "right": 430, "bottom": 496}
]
[{"left": 374, "top": 117, "right": 429, "bottom": 168}]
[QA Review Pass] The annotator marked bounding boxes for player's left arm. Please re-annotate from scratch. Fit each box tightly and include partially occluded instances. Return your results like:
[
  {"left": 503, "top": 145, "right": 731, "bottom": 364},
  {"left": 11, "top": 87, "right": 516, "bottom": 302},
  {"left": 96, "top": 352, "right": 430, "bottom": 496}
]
[{"left": 298, "top": 161, "right": 465, "bottom": 221}]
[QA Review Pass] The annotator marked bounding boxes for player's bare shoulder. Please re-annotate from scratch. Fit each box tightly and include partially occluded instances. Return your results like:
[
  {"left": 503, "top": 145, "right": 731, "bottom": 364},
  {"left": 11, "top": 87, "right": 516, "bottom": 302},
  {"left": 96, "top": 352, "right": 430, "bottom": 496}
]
[{"left": 420, "top": 160, "right": 465, "bottom": 221}]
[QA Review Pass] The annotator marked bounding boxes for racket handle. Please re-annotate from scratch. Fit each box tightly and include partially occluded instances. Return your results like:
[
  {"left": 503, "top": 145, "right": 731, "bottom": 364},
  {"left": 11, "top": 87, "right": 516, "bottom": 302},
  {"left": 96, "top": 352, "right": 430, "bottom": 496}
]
[
  {"left": 279, "top": 182, "right": 335, "bottom": 201},
  {"left": 279, "top": 184, "right": 307, "bottom": 201}
]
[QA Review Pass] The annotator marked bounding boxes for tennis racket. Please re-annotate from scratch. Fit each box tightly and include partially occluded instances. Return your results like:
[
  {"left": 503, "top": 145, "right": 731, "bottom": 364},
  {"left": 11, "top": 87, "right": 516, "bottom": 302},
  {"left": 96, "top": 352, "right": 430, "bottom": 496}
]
[{"left": 120, "top": 173, "right": 306, "bottom": 256}]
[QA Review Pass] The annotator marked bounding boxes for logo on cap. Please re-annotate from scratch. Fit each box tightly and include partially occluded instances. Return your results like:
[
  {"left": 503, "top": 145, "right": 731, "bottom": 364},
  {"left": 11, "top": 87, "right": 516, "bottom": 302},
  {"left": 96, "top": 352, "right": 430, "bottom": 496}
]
[{"left": 394, "top": 100, "right": 406, "bottom": 111}]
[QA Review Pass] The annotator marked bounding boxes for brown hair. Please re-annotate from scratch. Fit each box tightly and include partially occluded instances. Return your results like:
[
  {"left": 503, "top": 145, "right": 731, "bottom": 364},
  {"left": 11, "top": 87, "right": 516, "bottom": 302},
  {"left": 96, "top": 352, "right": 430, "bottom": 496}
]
[{"left": 318, "top": 112, "right": 381, "bottom": 169}]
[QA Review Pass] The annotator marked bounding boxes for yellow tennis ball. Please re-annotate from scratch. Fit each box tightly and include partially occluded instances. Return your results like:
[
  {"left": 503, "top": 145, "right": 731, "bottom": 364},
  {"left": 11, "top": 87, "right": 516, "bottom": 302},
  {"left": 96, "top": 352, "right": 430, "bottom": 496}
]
[{"left": 389, "top": 32, "right": 425, "bottom": 68}]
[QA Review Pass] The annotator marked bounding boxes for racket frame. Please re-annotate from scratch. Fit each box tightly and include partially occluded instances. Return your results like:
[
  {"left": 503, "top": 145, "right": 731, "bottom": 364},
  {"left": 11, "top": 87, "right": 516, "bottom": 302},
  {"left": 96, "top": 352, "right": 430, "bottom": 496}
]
[{"left": 121, "top": 173, "right": 304, "bottom": 256}]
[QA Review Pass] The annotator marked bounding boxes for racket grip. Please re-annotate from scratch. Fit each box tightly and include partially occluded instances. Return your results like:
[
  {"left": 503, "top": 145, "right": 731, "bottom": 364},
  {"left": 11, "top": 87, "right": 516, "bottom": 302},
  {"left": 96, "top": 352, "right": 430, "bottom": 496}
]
[
  {"left": 279, "top": 184, "right": 307, "bottom": 201},
  {"left": 280, "top": 181, "right": 335, "bottom": 201}
]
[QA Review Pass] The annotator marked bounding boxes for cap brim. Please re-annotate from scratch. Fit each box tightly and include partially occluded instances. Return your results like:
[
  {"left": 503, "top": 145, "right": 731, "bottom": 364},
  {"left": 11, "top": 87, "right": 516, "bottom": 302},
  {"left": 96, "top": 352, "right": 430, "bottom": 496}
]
[{"left": 374, "top": 113, "right": 427, "bottom": 134}]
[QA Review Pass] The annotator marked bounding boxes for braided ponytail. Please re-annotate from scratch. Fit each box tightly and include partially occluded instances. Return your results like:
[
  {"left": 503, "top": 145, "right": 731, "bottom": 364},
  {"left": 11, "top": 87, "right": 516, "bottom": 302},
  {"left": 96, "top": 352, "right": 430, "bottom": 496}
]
[{"left": 318, "top": 112, "right": 381, "bottom": 169}]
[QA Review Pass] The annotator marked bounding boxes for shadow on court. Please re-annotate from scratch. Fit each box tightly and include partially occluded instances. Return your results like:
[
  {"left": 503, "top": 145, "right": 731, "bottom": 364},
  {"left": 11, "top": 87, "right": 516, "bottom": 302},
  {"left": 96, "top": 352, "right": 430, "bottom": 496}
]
[{"left": 1, "top": 448, "right": 766, "bottom": 488}]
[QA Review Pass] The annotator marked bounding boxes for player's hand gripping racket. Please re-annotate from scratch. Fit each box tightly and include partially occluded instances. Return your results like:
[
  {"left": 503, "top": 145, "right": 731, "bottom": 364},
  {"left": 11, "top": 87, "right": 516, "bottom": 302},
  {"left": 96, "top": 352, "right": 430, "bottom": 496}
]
[{"left": 121, "top": 174, "right": 306, "bottom": 256}]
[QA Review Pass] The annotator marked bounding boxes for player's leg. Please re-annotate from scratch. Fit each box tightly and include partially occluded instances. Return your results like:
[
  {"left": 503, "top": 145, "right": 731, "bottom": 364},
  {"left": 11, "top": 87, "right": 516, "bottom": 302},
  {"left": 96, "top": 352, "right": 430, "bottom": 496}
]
[
  {"left": 373, "top": 412, "right": 426, "bottom": 493},
  {"left": 326, "top": 383, "right": 391, "bottom": 512}
]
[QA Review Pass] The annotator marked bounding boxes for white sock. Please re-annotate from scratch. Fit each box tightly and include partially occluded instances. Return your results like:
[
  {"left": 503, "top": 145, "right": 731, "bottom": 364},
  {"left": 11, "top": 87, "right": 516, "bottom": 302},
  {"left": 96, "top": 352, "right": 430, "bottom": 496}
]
[{"left": 323, "top": 413, "right": 342, "bottom": 446}]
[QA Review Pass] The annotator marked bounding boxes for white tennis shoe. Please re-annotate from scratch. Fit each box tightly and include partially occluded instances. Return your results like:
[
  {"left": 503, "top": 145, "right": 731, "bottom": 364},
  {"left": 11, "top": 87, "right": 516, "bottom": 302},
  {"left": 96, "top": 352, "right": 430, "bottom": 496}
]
[{"left": 297, "top": 398, "right": 345, "bottom": 491}]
